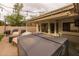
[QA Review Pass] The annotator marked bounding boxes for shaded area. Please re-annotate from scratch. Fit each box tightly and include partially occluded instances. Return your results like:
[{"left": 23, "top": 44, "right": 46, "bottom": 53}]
[{"left": 62, "top": 34, "right": 79, "bottom": 56}]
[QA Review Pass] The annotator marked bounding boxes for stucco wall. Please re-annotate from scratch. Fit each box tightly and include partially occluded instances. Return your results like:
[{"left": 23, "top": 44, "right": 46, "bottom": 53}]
[
  {"left": 0, "top": 26, "right": 26, "bottom": 34},
  {"left": 26, "top": 26, "right": 36, "bottom": 32}
]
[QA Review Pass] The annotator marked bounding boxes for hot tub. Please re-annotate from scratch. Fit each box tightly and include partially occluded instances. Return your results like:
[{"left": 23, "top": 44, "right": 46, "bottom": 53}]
[{"left": 17, "top": 33, "right": 68, "bottom": 56}]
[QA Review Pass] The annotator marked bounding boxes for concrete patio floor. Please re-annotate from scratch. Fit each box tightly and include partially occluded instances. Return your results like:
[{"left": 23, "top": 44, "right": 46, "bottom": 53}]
[{"left": 0, "top": 36, "right": 18, "bottom": 56}]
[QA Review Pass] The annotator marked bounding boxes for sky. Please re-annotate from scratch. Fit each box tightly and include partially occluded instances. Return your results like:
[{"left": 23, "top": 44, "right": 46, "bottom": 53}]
[{"left": 0, "top": 3, "right": 71, "bottom": 21}]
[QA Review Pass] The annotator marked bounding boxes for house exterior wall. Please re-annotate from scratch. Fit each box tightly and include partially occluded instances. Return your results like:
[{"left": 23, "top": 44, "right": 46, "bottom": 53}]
[
  {"left": 26, "top": 23, "right": 36, "bottom": 32},
  {"left": 26, "top": 17, "right": 79, "bottom": 37},
  {"left": 61, "top": 18, "right": 79, "bottom": 36}
]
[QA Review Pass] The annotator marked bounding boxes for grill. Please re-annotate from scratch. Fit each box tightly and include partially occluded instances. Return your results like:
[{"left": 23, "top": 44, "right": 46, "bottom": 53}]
[{"left": 17, "top": 33, "right": 69, "bottom": 56}]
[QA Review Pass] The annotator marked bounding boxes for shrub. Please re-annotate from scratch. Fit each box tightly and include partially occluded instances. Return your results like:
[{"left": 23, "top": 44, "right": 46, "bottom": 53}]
[{"left": 0, "top": 34, "right": 4, "bottom": 42}]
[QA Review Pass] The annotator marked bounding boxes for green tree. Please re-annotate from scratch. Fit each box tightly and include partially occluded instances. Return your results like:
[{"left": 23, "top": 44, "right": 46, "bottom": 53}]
[
  {"left": 0, "top": 20, "right": 4, "bottom": 26},
  {"left": 5, "top": 3, "right": 26, "bottom": 26}
]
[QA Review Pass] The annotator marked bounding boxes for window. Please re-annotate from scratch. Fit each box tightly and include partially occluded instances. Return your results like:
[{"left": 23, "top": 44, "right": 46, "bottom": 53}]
[
  {"left": 50, "top": 23, "right": 54, "bottom": 33},
  {"left": 63, "top": 22, "right": 70, "bottom": 32},
  {"left": 63, "top": 22, "right": 79, "bottom": 32},
  {"left": 75, "top": 19, "right": 79, "bottom": 27},
  {"left": 41, "top": 23, "right": 48, "bottom": 33}
]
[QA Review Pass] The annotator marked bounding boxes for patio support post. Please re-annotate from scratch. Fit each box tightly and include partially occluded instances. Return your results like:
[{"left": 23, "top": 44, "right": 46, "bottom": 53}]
[
  {"left": 36, "top": 23, "right": 39, "bottom": 33},
  {"left": 48, "top": 22, "right": 50, "bottom": 34},
  {"left": 54, "top": 21, "right": 57, "bottom": 36},
  {"left": 39, "top": 23, "right": 41, "bottom": 32}
]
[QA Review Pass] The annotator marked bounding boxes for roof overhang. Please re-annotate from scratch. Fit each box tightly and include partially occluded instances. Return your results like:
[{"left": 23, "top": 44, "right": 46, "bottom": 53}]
[
  {"left": 27, "top": 13, "right": 78, "bottom": 23},
  {"left": 26, "top": 4, "right": 77, "bottom": 24}
]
